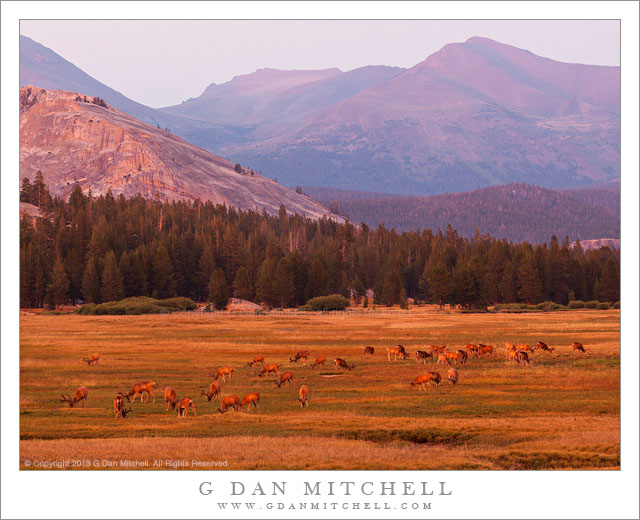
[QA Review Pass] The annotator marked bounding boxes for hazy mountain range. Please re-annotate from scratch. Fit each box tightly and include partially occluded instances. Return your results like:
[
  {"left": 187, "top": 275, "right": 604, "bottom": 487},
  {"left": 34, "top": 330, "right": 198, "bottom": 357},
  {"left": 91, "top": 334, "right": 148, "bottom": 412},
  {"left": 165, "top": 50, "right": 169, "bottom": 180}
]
[{"left": 21, "top": 35, "right": 620, "bottom": 196}]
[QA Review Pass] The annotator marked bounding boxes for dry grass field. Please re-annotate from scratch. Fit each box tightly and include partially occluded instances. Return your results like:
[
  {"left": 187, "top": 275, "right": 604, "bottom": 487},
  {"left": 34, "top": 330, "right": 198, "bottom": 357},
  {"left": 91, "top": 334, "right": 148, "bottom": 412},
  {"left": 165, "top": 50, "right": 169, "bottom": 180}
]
[{"left": 19, "top": 308, "right": 620, "bottom": 470}]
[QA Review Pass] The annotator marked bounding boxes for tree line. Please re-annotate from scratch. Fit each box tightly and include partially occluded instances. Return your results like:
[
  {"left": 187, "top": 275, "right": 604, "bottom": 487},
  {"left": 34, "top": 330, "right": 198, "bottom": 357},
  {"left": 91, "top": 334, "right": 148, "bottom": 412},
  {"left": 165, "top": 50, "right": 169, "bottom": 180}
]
[{"left": 20, "top": 174, "right": 620, "bottom": 310}]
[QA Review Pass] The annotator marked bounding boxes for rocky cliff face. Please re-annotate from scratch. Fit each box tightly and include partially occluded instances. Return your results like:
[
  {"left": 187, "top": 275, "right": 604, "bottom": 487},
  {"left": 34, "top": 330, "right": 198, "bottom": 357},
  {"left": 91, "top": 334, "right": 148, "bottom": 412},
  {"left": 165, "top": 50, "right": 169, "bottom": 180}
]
[{"left": 19, "top": 86, "right": 342, "bottom": 221}]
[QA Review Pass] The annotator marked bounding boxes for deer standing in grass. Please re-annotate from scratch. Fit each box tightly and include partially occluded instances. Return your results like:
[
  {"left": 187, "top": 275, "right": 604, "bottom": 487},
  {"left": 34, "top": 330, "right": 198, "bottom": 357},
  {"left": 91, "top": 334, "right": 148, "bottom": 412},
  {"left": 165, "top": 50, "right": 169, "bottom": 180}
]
[
  {"left": 310, "top": 357, "right": 326, "bottom": 369},
  {"left": 448, "top": 368, "right": 459, "bottom": 385},
  {"left": 387, "top": 346, "right": 408, "bottom": 361},
  {"left": 517, "top": 344, "right": 535, "bottom": 355},
  {"left": 516, "top": 350, "right": 531, "bottom": 366},
  {"left": 82, "top": 353, "right": 100, "bottom": 366},
  {"left": 240, "top": 392, "right": 260, "bottom": 411},
  {"left": 465, "top": 343, "right": 479, "bottom": 355},
  {"left": 363, "top": 346, "right": 375, "bottom": 356},
  {"left": 201, "top": 380, "right": 221, "bottom": 402},
  {"left": 455, "top": 349, "right": 468, "bottom": 365},
  {"left": 436, "top": 353, "right": 450, "bottom": 366},
  {"left": 289, "top": 350, "right": 310, "bottom": 364},
  {"left": 164, "top": 387, "right": 177, "bottom": 410},
  {"left": 257, "top": 364, "right": 279, "bottom": 377},
  {"left": 126, "top": 381, "right": 156, "bottom": 403},
  {"left": 218, "top": 395, "right": 241, "bottom": 414},
  {"left": 114, "top": 393, "right": 126, "bottom": 418},
  {"left": 410, "top": 372, "right": 441, "bottom": 391},
  {"left": 536, "top": 341, "right": 555, "bottom": 353},
  {"left": 334, "top": 358, "right": 355, "bottom": 370},
  {"left": 175, "top": 397, "right": 196, "bottom": 417},
  {"left": 299, "top": 385, "right": 309, "bottom": 407},
  {"left": 415, "top": 350, "right": 432, "bottom": 364},
  {"left": 276, "top": 372, "right": 294, "bottom": 388},
  {"left": 429, "top": 344, "right": 448, "bottom": 355},
  {"left": 210, "top": 367, "right": 235, "bottom": 383},
  {"left": 477, "top": 345, "right": 494, "bottom": 358},
  {"left": 60, "top": 386, "right": 89, "bottom": 408},
  {"left": 572, "top": 342, "right": 587, "bottom": 353},
  {"left": 247, "top": 355, "right": 265, "bottom": 367}
]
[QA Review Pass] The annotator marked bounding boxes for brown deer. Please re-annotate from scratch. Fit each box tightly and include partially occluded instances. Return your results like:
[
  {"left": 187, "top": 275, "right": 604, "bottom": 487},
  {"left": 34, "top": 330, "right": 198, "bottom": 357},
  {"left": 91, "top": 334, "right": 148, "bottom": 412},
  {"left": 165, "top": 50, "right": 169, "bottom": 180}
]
[
  {"left": 572, "top": 342, "right": 587, "bottom": 353},
  {"left": 299, "top": 385, "right": 309, "bottom": 407},
  {"left": 175, "top": 397, "right": 196, "bottom": 417},
  {"left": 448, "top": 367, "right": 459, "bottom": 385},
  {"left": 455, "top": 349, "right": 468, "bottom": 365},
  {"left": 507, "top": 349, "right": 520, "bottom": 364},
  {"left": 289, "top": 350, "right": 310, "bottom": 364},
  {"left": 164, "top": 386, "right": 177, "bottom": 410},
  {"left": 201, "top": 380, "right": 221, "bottom": 402},
  {"left": 363, "top": 346, "right": 375, "bottom": 356},
  {"left": 247, "top": 355, "right": 265, "bottom": 367},
  {"left": 410, "top": 372, "right": 441, "bottom": 391},
  {"left": 310, "top": 357, "right": 326, "bottom": 369},
  {"left": 82, "top": 353, "right": 100, "bottom": 365},
  {"left": 536, "top": 341, "right": 555, "bottom": 353},
  {"left": 477, "top": 345, "right": 494, "bottom": 358},
  {"left": 210, "top": 367, "right": 235, "bottom": 382},
  {"left": 114, "top": 392, "right": 128, "bottom": 418},
  {"left": 276, "top": 372, "right": 294, "bottom": 388},
  {"left": 465, "top": 343, "right": 479, "bottom": 355},
  {"left": 126, "top": 381, "right": 156, "bottom": 403},
  {"left": 516, "top": 350, "right": 531, "bottom": 366},
  {"left": 240, "top": 392, "right": 261, "bottom": 411},
  {"left": 218, "top": 395, "right": 241, "bottom": 414},
  {"left": 436, "top": 353, "right": 451, "bottom": 366},
  {"left": 505, "top": 342, "right": 517, "bottom": 355},
  {"left": 257, "top": 364, "right": 279, "bottom": 377},
  {"left": 516, "top": 344, "right": 535, "bottom": 354},
  {"left": 387, "top": 345, "right": 409, "bottom": 361},
  {"left": 429, "top": 344, "right": 448, "bottom": 355},
  {"left": 334, "top": 358, "right": 355, "bottom": 370},
  {"left": 415, "top": 350, "right": 432, "bottom": 364},
  {"left": 444, "top": 351, "right": 459, "bottom": 364},
  {"left": 59, "top": 386, "right": 89, "bottom": 408}
]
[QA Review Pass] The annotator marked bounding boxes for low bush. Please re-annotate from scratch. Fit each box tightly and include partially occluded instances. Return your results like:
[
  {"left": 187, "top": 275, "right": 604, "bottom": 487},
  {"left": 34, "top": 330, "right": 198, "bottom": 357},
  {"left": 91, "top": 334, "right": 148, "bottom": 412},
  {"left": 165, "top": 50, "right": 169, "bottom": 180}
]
[
  {"left": 596, "top": 302, "right": 610, "bottom": 310},
  {"left": 75, "top": 296, "right": 197, "bottom": 315},
  {"left": 613, "top": 301, "right": 620, "bottom": 309},
  {"left": 585, "top": 300, "right": 599, "bottom": 309},
  {"left": 568, "top": 300, "right": 586, "bottom": 309},
  {"left": 303, "top": 294, "right": 350, "bottom": 311}
]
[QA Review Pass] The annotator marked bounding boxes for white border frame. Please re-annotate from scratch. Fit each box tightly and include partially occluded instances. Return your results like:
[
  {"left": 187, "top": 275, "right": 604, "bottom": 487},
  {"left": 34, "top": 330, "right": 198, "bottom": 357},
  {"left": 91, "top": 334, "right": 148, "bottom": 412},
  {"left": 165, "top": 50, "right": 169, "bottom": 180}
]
[{"left": 2, "top": 3, "right": 638, "bottom": 519}]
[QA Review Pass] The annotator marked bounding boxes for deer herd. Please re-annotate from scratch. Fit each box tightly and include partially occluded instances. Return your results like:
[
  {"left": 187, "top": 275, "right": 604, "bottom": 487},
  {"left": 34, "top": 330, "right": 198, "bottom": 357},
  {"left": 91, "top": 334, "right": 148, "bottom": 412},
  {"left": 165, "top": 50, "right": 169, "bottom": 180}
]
[{"left": 62, "top": 339, "right": 588, "bottom": 419}]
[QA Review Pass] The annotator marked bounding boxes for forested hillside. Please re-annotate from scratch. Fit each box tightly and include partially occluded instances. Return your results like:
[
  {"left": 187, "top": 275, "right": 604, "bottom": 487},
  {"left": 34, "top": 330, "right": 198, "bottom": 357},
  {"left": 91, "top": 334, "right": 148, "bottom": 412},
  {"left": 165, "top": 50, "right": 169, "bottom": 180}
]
[
  {"left": 319, "top": 183, "right": 620, "bottom": 243},
  {"left": 20, "top": 175, "right": 619, "bottom": 310}
]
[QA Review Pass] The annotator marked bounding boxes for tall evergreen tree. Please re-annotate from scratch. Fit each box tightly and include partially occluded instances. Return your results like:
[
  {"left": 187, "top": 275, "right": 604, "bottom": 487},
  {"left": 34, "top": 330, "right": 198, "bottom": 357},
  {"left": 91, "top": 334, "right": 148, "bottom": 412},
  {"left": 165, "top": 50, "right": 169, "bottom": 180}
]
[
  {"left": 453, "top": 266, "right": 478, "bottom": 308},
  {"left": 600, "top": 257, "right": 620, "bottom": 302},
  {"left": 82, "top": 256, "right": 101, "bottom": 303},
  {"left": 45, "top": 256, "right": 70, "bottom": 309},
  {"left": 428, "top": 262, "right": 452, "bottom": 308},
  {"left": 151, "top": 245, "right": 177, "bottom": 299},
  {"left": 274, "top": 258, "right": 296, "bottom": 308},
  {"left": 518, "top": 254, "right": 543, "bottom": 304},
  {"left": 381, "top": 268, "right": 403, "bottom": 306},
  {"left": 233, "top": 266, "right": 254, "bottom": 301},
  {"left": 101, "top": 250, "right": 124, "bottom": 302},
  {"left": 308, "top": 257, "right": 330, "bottom": 297},
  {"left": 255, "top": 257, "right": 277, "bottom": 307},
  {"left": 208, "top": 268, "right": 229, "bottom": 310}
]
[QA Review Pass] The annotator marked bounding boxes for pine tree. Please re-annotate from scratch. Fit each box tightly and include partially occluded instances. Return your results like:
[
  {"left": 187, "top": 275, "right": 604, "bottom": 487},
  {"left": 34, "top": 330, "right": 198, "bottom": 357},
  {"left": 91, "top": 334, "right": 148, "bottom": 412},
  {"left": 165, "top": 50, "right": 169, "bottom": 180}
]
[
  {"left": 20, "top": 177, "right": 33, "bottom": 203},
  {"left": 45, "top": 256, "right": 70, "bottom": 309},
  {"left": 255, "top": 257, "right": 277, "bottom": 307},
  {"left": 308, "top": 257, "right": 330, "bottom": 297},
  {"left": 428, "top": 262, "right": 452, "bottom": 308},
  {"left": 350, "top": 275, "right": 365, "bottom": 303},
  {"left": 274, "top": 258, "right": 296, "bottom": 308},
  {"left": 101, "top": 250, "right": 124, "bottom": 302},
  {"left": 453, "top": 267, "right": 478, "bottom": 308},
  {"left": 600, "top": 257, "right": 619, "bottom": 302},
  {"left": 381, "top": 268, "right": 402, "bottom": 306},
  {"left": 399, "top": 287, "right": 409, "bottom": 309},
  {"left": 208, "top": 268, "right": 229, "bottom": 310},
  {"left": 518, "top": 254, "right": 543, "bottom": 304},
  {"left": 119, "top": 250, "right": 136, "bottom": 297},
  {"left": 233, "top": 266, "right": 254, "bottom": 301},
  {"left": 499, "top": 259, "right": 519, "bottom": 303},
  {"left": 82, "top": 256, "right": 101, "bottom": 303},
  {"left": 151, "top": 245, "right": 176, "bottom": 299}
]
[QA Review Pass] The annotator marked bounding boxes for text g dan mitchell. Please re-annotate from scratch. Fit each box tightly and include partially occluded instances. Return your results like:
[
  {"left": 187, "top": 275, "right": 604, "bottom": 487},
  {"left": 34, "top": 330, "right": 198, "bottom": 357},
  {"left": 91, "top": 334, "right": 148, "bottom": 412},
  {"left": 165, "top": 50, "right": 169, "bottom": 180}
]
[{"left": 199, "top": 480, "right": 453, "bottom": 497}]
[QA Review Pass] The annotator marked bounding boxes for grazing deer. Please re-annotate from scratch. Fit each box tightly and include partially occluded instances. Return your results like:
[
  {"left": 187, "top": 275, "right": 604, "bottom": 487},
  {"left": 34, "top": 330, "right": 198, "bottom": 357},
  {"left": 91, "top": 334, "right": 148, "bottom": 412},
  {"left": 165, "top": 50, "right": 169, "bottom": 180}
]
[
  {"left": 455, "top": 349, "right": 468, "bottom": 365},
  {"left": 505, "top": 342, "right": 516, "bottom": 354},
  {"left": 175, "top": 397, "right": 196, "bottom": 417},
  {"left": 201, "top": 380, "right": 222, "bottom": 402},
  {"left": 289, "top": 350, "right": 310, "bottom": 364},
  {"left": 436, "top": 353, "right": 451, "bottom": 366},
  {"left": 448, "top": 367, "right": 459, "bottom": 385},
  {"left": 410, "top": 372, "right": 441, "bottom": 391},
  {"left": 516, "top": 344, "right": 535, "bottom": 354},
  {"left": 387, "top": 345, "right": 409, "bottom": 361},
  {"left": 572, "top": 342, "right": 587, "bottom": 353},
  {"left": 536, "top": 341, "right": 555, "bottom": 353},
  {"left": 477, "top": 345, "right": 494, "bottom": 358},
  {"left": 59, "top": 386, "right": 89, "bottom": 408},
  {"left": 247, "top": 355, "right": 265, "bottom": 367},
  {"left": 516, "top": 350, "right": 531, "bottom": 366},
  {"left": 415, "top": 350, "right": 432, "bottom": 364},
  {"left": 445, "top": 351, "right": 459, "bottom": 364},
  {"left": 310, "top": 357, "right": 326, "bottom": 369},
  {"left": 334, "top": 358, "right": 355, "bottom": 370},
  {"left": 210, "top": 366, "right": 235, "bottom": 382},
  {"left": 82, "top": 353, "right": 100, "bottom": 366},
  {"left": 218, "top": 395, "right": 241, "bottom": 414},
  {"left": 276, "top": 372, "right": 294, "bottom": 388},
  {"left": 164, "top": 386, "right": 177, "bottom": 410},
  {"left": 114, "top": 392, "right": 128, "bottom": 418},
  {"left": 363, "top": 346, "right": 375, "bottom": 356},
  {"left": 126, "top": 381, "right": 156, "bottom": 403},
  {"left": 465, "top": 343, "right": 479, "bottom": 355},
  {"left": 257, "top": 364, "right": 279, "bottom": 377},
  {"left": 429, "top": 344, "right": 448, "bottom": 354},
  {"left": 240, "top": 392, "right": 261, "bottom": 411},
  {"left": 507, "top": 348, "right": 520, "bottom": 364},
  {"left": 299, "top": 385, "right": 309, "bottom": 407}
]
